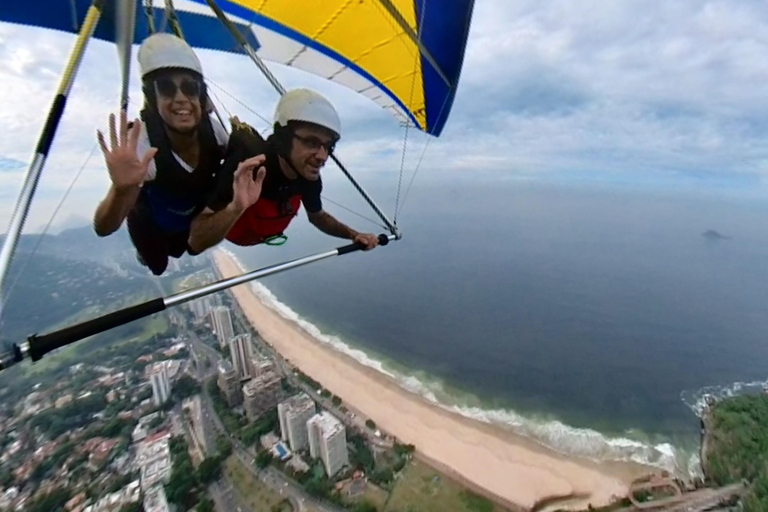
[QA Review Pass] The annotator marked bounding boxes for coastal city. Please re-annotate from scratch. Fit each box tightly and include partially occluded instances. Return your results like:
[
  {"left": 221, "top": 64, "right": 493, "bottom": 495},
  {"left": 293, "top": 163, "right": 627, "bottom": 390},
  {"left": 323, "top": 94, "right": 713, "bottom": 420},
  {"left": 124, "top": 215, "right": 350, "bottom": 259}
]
[
  {"left": 5, "top": 1, "right": 768, "bottom": 511},
  {"left": 0, "top": 261, "right": 424, "bottom": 512},
  {"left": 0, "top": 255, "right": 759, "bottom": 512},
  {"left": 0, "top": 260, "right": 446, "bottom": 512}
]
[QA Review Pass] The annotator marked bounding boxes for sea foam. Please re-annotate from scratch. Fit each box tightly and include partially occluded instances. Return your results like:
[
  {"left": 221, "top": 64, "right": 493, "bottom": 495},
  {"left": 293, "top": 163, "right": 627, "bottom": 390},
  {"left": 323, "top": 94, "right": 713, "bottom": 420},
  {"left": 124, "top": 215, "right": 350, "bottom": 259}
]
[{"left": 220, "top": 248, "right": 700, "bottom": 477}]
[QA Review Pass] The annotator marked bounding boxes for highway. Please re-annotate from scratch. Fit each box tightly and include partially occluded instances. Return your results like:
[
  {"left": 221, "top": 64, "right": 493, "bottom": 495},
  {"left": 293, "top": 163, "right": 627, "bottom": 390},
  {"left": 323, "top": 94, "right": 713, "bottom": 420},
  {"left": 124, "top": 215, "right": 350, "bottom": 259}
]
[
  {"left": 182, "top": 311, "right": 344, "bottom": 512},
  {"left": 613, "top": 482, "right": 747, "bottom": 512},
  {"left": 178, "top": 317, "right": 250, "bottom": 512}
]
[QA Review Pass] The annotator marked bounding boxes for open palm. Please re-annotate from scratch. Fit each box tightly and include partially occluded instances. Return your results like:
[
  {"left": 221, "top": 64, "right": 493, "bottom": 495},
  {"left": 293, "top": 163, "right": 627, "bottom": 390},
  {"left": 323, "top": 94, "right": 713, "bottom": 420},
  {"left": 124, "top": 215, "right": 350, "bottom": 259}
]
[{"left": 97, "top": 110, "right": 157, "bottom": 190}]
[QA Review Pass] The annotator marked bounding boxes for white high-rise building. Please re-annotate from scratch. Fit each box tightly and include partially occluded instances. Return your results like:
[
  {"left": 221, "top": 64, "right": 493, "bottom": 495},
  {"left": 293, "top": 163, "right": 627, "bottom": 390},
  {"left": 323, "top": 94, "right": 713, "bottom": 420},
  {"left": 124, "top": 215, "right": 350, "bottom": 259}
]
[
  {"left": 278, "top": 393, "right": 316, "bottom": 451},
  {"left": 210, "top": 306, "right": 234, "bottom": 347},
  {"left": 149, "top": 362, "right": 171, "bottom": 407},
  {"left": 188, "top": 298, "right": 209, "bottom": 321},
  {"left": 307, "top": 412, "right": 349, "bottom": 477},
  {"left": 229, "top": 334, "right": 254, "bottom": 380},
  {"left": 217, "top": 360, "right": 243, "bottom": 406}
]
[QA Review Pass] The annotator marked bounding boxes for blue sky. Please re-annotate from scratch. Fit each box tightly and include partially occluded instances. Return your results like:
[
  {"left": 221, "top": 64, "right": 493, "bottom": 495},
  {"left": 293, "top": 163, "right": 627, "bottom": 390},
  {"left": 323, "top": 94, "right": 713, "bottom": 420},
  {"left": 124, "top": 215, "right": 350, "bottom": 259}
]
[{"left": 2, "top": 0, "right": 768, "bottom": 233}]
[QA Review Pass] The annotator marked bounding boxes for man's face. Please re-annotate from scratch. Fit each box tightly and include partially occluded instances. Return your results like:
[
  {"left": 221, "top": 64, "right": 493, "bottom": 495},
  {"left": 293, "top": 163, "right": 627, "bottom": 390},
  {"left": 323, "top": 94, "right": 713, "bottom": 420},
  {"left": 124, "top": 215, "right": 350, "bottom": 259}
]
[
  {"left": 288, "top": 124, "right": 337, "bottom": 181},
  {"left": 154, "top": 71, "right": 203, "bottom": 134}
]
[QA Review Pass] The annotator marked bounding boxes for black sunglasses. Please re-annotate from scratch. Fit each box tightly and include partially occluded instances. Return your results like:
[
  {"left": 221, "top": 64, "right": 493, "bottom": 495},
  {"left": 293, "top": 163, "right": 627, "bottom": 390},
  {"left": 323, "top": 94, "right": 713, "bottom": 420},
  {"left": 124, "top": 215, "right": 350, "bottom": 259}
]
[
  {"left": 293, "top": 133, "right": 336, "bottom": 155},
  {"left": 154, "top": 77, "right": 202, "bottom": 99}
]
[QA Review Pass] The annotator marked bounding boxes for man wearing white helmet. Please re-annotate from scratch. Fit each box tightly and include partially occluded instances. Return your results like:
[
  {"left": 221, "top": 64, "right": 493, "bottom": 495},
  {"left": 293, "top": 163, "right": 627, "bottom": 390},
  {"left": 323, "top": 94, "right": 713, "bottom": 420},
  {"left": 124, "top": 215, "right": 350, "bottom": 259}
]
[
  {"left": 93, "top": 33, "right": 265, "bottom": 275},
  {"left": 187, "top": 88, "right": 380, "bottom": 252}
]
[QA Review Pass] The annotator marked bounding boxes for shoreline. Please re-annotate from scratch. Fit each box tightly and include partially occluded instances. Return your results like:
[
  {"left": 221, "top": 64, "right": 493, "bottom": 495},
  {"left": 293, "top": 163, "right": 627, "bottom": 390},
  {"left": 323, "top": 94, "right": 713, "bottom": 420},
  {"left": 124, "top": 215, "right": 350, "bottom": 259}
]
[{"left": 211, "top": 248, "right": 657, "bottom": 510}]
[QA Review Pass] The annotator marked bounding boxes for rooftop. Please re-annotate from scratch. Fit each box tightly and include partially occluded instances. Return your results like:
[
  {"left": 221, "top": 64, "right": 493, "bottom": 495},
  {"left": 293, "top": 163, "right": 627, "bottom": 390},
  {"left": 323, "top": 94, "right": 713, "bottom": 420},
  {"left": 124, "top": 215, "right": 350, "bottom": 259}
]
[
  {"left": 280, "top": 392, "right": 314, "bottom": 413},
  {"left": 218, "top": 359, "right": 234, "bottom": 374},
  {"left": 308, "top": 411, "right": 345, "bottom": 437}
]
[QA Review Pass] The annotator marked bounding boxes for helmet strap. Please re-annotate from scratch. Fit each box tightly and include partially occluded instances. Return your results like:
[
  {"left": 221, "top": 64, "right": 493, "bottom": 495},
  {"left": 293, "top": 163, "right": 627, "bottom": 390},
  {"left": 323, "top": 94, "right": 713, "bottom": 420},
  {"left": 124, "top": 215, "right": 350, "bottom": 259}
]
[
  {"left": 277, "top": 151, "right": 305, "bottom": 182},
  {"left": 270, "top": 124, "right": 310, "bottom": 183}
]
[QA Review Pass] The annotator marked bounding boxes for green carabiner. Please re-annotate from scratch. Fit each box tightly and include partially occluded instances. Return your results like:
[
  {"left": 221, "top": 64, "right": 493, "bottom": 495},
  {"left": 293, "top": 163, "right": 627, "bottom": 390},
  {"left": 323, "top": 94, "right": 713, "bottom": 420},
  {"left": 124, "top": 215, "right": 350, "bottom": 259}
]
[{"left": 264, "top": 234, "right": 288, "bottom": 246}]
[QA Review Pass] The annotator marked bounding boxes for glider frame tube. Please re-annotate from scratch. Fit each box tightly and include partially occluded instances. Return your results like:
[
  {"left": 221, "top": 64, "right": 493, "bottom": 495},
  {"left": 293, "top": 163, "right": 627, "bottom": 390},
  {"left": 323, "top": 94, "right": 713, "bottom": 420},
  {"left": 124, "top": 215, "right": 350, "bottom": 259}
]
[
  {"left": 203, "top": 0, "right": 285, "bottom": 95},
  {"left": 116, "top": 0, "right": 138, "bottom": 110},
  {"left": 0, "top": 234, "right": 394, "bottom": 371},
  {"left": 329, "top": 153, "right": 401, "bottom": 238},
  {"left": 375, "top": 0, "right": 451, "bottom": 88},
  {"left": 0, "top": 0, "right": 106, "bottom": 317}
]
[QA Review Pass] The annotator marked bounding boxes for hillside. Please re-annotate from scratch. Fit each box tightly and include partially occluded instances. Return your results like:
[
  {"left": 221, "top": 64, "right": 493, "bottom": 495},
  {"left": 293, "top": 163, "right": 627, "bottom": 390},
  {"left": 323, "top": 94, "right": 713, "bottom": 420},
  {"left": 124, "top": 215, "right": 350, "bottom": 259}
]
[
  {"left": 0, "top": 253, "right": 152, "bottom": 343},
  {"left": 703, "top": 393, "right": 768, "bottom": 512},
  {"left": 0, "top": 225, "right": 213, "bottom": 407},
  {"left": 0, "top": 225, "right": 207, "bottom": 343},
  {"left": 0, "top": 225, "right": 136, "bottom": 264}
]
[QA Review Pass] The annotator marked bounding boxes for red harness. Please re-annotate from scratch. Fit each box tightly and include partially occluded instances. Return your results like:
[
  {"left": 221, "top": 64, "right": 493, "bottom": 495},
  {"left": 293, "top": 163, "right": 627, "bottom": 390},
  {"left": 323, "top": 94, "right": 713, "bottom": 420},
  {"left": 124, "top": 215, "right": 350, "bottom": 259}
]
[{"left": 225, "top": 195, "right": 302, "bottom": 246}]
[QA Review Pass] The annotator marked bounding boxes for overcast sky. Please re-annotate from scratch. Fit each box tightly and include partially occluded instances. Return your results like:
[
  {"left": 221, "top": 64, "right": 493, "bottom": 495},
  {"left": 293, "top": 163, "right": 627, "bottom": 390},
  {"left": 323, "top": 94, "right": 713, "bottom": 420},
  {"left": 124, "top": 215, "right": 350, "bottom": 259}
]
[{"left": 2, "top": 0, "right": 768, "bottom": 234}]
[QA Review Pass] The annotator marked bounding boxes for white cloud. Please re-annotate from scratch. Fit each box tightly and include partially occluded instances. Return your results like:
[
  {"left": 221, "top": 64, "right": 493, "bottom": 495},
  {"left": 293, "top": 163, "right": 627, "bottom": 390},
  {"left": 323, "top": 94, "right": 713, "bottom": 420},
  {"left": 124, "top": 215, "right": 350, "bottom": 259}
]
[
  {"left": 435, "top": 0, "right": 768, "bottom": 176},
  {"left": 2, "top": 0, "right": 768, "bottom": 235}
]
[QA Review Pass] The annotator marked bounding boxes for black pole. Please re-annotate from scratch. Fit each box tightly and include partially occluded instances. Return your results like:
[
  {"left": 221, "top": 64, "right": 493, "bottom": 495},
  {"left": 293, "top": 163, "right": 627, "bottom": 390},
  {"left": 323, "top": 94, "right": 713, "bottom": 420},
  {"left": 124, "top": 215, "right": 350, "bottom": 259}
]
[{"left": 27, "top": 298, "right": 167, "bottom": 362}]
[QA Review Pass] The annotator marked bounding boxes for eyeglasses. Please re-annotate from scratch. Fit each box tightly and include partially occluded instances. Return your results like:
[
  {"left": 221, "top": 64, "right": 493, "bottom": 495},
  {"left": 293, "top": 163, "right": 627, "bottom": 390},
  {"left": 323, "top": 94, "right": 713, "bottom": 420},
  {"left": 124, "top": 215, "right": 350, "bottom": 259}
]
[
  {"left": 154, "top": 77, "right": 202, "bottom": 99},
  {"left": 293, "top": 133, "right": 336, "bottom": 155}
]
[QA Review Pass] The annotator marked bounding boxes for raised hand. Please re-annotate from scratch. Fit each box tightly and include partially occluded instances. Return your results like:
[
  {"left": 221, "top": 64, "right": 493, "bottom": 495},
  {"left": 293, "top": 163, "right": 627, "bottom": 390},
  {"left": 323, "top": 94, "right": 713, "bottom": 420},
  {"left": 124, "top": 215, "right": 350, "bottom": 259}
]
[
  {"left": 97, "top": 109, "right": 157, "bottom": 190},
  {"left": 232, "top": 155, "right": 267, "bottom": 211}
]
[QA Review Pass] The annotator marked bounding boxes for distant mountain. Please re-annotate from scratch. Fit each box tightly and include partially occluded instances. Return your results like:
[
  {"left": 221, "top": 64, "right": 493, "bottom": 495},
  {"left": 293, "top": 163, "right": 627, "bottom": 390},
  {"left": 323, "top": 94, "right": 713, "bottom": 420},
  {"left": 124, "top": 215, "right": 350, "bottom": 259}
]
[
  {"left": 48, "top": 214, "right": 91, "bottom": 234},
  {"left": 1, "top": 225, "right": 135, "bottom": 264},
  {"left": 703, "top": 229, "right": 730, "bottom": 240}
]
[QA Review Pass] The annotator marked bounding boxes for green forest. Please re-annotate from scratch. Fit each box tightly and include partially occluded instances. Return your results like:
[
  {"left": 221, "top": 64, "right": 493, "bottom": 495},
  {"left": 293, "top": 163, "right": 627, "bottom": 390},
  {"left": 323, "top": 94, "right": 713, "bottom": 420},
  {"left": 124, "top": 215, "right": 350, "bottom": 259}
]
[{"left": 704, "top": 393, "right": 768, "bottom": 512}]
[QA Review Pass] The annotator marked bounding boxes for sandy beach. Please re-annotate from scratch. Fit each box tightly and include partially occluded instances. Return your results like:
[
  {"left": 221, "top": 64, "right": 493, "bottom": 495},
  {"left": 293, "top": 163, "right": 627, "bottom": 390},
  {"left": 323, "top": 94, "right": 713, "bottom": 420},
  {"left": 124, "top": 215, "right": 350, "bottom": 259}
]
[{"left": 213, "top": 249, "right": 655, "bottom": 511}]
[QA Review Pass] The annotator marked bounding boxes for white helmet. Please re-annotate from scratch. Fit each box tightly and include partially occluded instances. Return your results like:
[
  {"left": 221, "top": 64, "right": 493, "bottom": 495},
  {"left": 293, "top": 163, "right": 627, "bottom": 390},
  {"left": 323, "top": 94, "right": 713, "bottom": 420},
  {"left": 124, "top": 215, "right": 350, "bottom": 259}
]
[
  {"left": 274, "top": 88, "right": 341, "bottom": 138},
  {"left": 138, "top": 33, "right": 203, "bottom": 78}
]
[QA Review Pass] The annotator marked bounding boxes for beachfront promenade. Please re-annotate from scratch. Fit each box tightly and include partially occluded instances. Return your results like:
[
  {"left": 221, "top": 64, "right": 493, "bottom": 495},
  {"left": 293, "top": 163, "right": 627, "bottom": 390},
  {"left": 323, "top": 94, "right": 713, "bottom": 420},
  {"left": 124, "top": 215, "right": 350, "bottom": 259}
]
[{"left": 211, "top": 249, "right": 655, "bottom": 511}]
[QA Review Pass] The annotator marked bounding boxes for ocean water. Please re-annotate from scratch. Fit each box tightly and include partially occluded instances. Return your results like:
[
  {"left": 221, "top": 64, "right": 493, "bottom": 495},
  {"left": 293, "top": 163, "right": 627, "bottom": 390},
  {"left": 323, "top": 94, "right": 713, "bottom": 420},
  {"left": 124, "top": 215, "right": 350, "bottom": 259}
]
[{"left": 224, "top": 169, "right": 768, "bottom": 476}]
